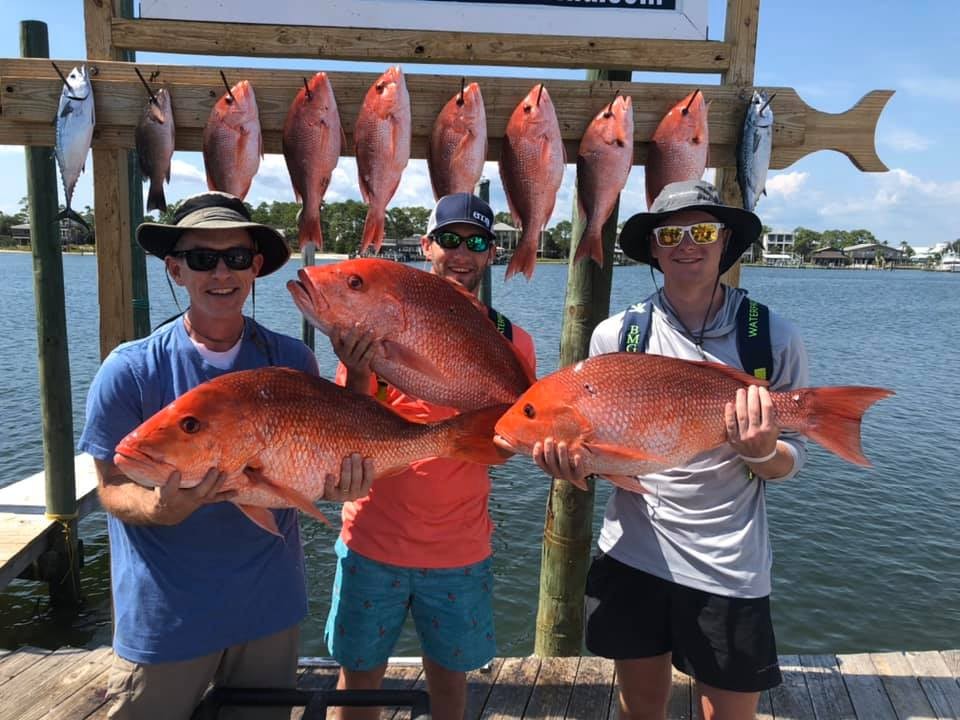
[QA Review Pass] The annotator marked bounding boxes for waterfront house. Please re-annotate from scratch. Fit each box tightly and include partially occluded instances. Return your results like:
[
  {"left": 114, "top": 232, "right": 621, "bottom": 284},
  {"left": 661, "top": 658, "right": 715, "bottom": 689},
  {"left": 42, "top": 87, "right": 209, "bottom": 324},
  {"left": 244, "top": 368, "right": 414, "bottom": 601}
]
[{"left": 810, "top": 247, "right": 850, "bottom": 267}]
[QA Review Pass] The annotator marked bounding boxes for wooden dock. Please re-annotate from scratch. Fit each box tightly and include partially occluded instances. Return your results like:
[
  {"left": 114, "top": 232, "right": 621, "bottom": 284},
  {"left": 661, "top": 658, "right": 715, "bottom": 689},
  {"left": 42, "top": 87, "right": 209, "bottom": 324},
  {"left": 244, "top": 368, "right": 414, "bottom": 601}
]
[
  {"left": 0, "top": 454, "right": 99, "bottom": 590},
  {"left": 1, "top": 646, "right": 959, "bottom": 719}
]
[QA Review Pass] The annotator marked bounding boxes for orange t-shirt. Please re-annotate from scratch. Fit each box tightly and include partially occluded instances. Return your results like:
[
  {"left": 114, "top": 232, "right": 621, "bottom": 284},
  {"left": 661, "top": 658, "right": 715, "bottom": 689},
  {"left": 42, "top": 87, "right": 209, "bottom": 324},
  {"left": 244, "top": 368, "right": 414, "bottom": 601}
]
[{"left": 336, "top": 324, "right": 536, "bottom": 568}]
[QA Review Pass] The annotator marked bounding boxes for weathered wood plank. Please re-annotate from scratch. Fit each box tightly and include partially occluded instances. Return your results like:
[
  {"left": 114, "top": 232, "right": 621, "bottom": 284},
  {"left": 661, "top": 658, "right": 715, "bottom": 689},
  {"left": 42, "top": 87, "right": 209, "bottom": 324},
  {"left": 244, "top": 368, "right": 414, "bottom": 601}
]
[
  {"left": 904, "top": 650, "right": 960, "bottom": 719},
  {"left": 19, "top": 646, "right": 113, "bottom": 720},
  {"left": 667, "top": 667, "right": 693, "bottom": 720},
  {"left": 836, "top": 653, "right": 897, "bottom": 720},
  {"left": 378, "top": 664, "right": 423, "bottom": 720},
  {"left": 465, "top": 659, "right": 504, "bottom": 720},
  {"left": 0, "top": 57, "right": 890, "bottom": 171},
  {"left": 800, "top": 654, "right": 856, "bottom": 720},
  {"left": 289, "top": 664, "right": 339, "bottom": 720},
  {"left": 767, "top": 655, "right": 815, "bottom": 720},
  {"left": 524, "top": 656, "right": 578, "bottom": 718},
  {"left": 479, "top": 655, "right": 540, "bottom": 719},
  {"left": 45, "top": 664, "right": 112, "bottom": 720},
  {"left": 870, "top": 651, "right": 936, "bottom": 720},
  {"left": 0, "top": 647, "right": 105, "bottom": 720},
  {"left": 110, "top": 18, "right": 733, "bottom": 74},
  {"left": 0, "top": 647, "right": 51, "bottom": 685},
  {"left": 756, "top": 690, "right": 773, "bottom": 720},
  {"left": 941, "top": 650, "right": 960, "bottom": 682},
  {"left": 564, "top": 656, "right": 614, "bottom": 720}
]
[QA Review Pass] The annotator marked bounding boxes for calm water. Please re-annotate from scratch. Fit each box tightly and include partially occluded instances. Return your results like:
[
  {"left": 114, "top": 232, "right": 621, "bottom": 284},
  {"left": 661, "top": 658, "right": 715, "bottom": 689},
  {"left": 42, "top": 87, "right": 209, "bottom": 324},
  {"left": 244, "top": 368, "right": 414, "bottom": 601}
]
[{"left": 1, "top": 251, "right": 958, "bottom": 657}]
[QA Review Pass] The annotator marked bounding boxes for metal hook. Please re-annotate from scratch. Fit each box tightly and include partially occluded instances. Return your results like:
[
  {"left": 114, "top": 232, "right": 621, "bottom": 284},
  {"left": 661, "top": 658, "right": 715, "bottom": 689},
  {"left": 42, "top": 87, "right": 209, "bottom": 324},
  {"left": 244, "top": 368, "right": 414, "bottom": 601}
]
[
  {"left": 134, "top": 67, "right": 159, "bottom": 105},
  {"left": 220, "top": 70, "right": 236, "bottom": 103}
]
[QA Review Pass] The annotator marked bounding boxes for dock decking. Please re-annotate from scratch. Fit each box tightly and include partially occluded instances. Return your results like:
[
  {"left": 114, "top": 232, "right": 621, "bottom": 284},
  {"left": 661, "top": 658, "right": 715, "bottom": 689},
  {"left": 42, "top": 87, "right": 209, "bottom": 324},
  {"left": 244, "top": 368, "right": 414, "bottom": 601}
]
[
  {"left": 1, "top": 646, "right": 958, "bottom": 719},
  {"left": 0, "top": 454, "right": 99, "bottom": 590}
]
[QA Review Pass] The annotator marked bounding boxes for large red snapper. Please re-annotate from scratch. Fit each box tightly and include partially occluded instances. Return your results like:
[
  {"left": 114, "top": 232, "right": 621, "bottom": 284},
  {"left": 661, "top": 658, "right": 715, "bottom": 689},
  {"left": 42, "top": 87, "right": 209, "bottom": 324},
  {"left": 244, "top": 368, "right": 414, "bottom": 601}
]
[
  {"left": 113, "top": 368, "right": 510, "bottom": 536},
  {"left": 282, "top": 72, "right": 343, "bottom": 251},
  {"left": 355, "top": 66, "right": 411, "bottom": 254},
  {"left": 645, "top": 89, "right": 709, "bottom": 209},
  {"left": 575, "top": 94, "right": 634, "bottom": 267},
  {"left": 428, "top": 81, "right": 488, "bottom": 200},
  {"left": 287, "top": 258, "right": 536, "bottom": 411},
  {"left": 500, "top": 84, "right": 565, "bottom": 280},
  {"left": 494, "top": 353, "right": 893, "bottom": 492},
  {"left": 202, "top": 79, "right": 262, "bottom": 200}
]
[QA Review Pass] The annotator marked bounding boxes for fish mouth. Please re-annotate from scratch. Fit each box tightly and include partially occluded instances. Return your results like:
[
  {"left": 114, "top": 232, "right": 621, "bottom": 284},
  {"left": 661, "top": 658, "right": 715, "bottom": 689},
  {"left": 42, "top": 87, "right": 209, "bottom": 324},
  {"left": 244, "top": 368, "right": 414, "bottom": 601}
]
[
  {"left": 492, "top": 433, "right": 520, "bottom": 454},
  {"left": 113, "top": 447, "right": 178, "bottom": 488},
  {"left": 287, "top": 274, "right": 330, "bottom": 330}
]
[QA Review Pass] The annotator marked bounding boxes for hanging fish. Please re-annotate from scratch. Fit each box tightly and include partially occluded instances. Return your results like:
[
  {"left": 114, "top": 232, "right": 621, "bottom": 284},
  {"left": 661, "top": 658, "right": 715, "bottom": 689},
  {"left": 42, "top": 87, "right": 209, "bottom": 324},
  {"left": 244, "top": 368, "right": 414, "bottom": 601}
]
[
  {"left": 499, "top": 84, "right": 565, "bottom": 280},
  {"left": 574, "top": 94, "right": 634, "bottom": 267},
  {"left": 53, "top": 63, "right": 94, "bottom": 231},
  {"left": 427, "top": 80, "right": 487, "bottom": 200},
  {"left": 202, "top": 75, "right": 262, "bottom": 200},
  {"left": 354, "top": 66, "right": 411, "bottom": 255},
  {"left": 737, "top": 90, "right": 775, "bottom": 212},
  {"left": 282, "top": 72, "right": 343, "bottom": 251},
  {"left": 645, "top": 89, "right": 709, "bottom": 209},
  {"left": 134, "top": 71, "right": 175, "bottom": 213}
]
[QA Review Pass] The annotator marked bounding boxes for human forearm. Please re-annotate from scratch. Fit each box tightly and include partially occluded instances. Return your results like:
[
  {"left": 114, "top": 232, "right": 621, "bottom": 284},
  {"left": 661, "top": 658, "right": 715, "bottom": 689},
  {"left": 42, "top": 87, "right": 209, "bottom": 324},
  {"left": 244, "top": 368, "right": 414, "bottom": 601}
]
[{"left": 740, "top": 440, "right": 795, "bottom": 480}]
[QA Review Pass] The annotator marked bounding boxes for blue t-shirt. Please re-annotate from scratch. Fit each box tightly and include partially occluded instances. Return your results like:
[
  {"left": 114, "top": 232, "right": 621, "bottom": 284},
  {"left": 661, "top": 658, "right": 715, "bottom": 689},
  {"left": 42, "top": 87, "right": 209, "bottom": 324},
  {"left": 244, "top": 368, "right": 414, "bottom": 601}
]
[{"left": 78, "top": 316, "right": 320, "bottom": 663}]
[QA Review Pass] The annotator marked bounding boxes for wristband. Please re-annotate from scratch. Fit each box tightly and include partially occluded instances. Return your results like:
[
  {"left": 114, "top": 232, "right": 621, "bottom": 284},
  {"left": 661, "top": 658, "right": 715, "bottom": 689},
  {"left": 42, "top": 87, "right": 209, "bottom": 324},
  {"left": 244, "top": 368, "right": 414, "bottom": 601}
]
[{"left": 739, "top": 447, "right": 778, "bottom": 464}]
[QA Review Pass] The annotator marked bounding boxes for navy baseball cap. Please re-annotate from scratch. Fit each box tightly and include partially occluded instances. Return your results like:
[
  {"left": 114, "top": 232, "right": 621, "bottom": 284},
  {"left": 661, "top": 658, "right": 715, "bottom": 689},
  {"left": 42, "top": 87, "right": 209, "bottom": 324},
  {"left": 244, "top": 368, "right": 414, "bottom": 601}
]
[{"left": 426, "top": 192, "right": 496, "bottom": 240}]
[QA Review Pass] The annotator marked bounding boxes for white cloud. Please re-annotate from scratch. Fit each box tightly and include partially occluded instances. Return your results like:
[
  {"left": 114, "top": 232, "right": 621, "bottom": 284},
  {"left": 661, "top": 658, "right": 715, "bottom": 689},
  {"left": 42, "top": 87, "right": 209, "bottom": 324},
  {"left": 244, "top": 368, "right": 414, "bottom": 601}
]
[
  {"left": 880, "top": 128, "right": 932, "bottom": 152},
  {"left": 766, "top": 171, "right": 809, "bottom": 197},
  {"left": 170, "top": 159, "right": 206, "bottom": 185}
]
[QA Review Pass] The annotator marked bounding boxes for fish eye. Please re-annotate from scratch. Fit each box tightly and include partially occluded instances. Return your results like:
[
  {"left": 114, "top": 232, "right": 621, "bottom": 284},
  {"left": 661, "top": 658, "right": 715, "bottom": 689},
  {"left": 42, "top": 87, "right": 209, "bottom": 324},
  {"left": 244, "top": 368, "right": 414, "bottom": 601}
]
[
  {"left": 347, "top": 274, "right": 363, "bottom": 290},
  {"left": 523, "top": 403, "right": 536, "bottom": 419},
  {"left": 180, "top": 416, "right": 201, "bottom": 434},
  {"left": 584, "top": 383, "right": 597, "bottom": 396}
]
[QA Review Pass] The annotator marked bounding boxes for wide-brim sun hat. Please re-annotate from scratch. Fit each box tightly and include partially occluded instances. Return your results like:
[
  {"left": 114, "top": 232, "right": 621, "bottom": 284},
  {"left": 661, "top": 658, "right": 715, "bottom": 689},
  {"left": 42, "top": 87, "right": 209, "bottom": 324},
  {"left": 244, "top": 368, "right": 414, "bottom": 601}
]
[
  {"left": 136, "top": 191, "right": 290, "bottom": 277},
  {"left": 618, "top": 179, "right": 761, "bottom": 274}
]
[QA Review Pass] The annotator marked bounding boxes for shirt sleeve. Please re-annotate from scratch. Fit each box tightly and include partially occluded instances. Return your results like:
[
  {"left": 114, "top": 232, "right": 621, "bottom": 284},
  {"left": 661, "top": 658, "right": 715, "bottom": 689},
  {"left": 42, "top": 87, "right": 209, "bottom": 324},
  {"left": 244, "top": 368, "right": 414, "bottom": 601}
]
[
  {"left": 589, "top": 312, "right": 627, "bottom": 358},
  {"left": 76, "top": 352, "right": 145, "bottom": 462},
  {"left": 765, "top": 314, "right": 810, "bottom": 482}
]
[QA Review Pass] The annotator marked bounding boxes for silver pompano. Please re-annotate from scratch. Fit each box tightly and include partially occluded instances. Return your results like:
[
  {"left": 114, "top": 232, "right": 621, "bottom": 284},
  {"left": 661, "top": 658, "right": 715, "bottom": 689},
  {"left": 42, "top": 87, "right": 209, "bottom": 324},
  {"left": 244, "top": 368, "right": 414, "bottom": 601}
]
[
  {"left": 737, "top": 90, "right": 774, "bottom": 212},
  {"left": 135, "top": 87, "right": 175, "bottom": 212},
  {"left": 54, "top": 65, "right": 95, "bottom": 221}
]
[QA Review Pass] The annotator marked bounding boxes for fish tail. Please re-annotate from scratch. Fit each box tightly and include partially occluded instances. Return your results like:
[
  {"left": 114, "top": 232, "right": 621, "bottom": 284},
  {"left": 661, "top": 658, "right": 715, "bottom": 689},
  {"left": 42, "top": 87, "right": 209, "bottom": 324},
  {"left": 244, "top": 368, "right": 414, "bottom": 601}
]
[
  {"left": 57, "top": 207, "right": 91, "bottom": 234},
  {"left": 146, "top": 180, "right": 167, "bottom": 213},
  {"left": 298, "top": 205, "right": 323, "bottom": 252},
  {"left": 573, "top": 223, "right": 603, "bottom": 267},
  {"left": 505, "top": 231, "right": 538, "bottom": 280},
  {"left": 359, "top": 207, "right": 384, "bottom": 255},
  {"left": 788, "top": 386, "right": 894, "bottom": 466},
  {"left": 444, "top": 404, "right": 514, "bottom": 466}
]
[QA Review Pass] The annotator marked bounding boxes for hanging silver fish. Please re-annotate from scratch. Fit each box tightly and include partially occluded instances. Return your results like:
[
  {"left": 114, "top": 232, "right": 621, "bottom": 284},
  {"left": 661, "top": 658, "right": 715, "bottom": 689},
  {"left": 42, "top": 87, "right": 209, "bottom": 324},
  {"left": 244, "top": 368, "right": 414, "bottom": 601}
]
[
  {"left": 135, "top": 86, "right": 175, "bottom": 213},
  {"left": 736, "top": 90, "right": 774, "bottom": 212},
  {"left": 54, "top": 64, "right": 95, "bottom": 230}
]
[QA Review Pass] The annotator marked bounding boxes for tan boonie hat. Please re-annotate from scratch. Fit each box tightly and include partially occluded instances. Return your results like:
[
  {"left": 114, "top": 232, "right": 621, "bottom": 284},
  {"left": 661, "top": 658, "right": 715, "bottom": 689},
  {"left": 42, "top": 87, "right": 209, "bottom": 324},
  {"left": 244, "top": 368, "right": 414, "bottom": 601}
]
[{"left": 136, "top": 191, "right": 290, "bottom": 277}]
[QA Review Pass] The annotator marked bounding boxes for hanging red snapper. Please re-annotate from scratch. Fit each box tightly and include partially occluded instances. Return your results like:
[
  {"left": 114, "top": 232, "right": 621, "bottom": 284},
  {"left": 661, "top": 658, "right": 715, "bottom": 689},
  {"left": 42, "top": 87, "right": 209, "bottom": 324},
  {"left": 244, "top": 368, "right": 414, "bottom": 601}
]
[
  {"left": 355, "top": 66, "right": 411, "bottom": 254},
  {"left": 645, "top": 89, "right": 709, "bottom": 208},
  {"left": 114, "top": 368, "right": 510, "bottom": 536},
  {"left": 287, "top": 258, "right": 536, "bottom": 411},
  {"left": 494, "top": 353, "right": 893, "bottom": 493},
  {"left": 282, "top": 72, "right": 343, "bottom": 251},
  {"left": 575, "top": 94, "right": 634, "bottom": 267},
  {"left": 202, "top": 79, "right": 262, "bottom": 200},
  {"left": 428, "top": 81, "right": 488, "bottom": 200},
  {"left": 500, "top": 84, "right": 565, "bottom": 280}
]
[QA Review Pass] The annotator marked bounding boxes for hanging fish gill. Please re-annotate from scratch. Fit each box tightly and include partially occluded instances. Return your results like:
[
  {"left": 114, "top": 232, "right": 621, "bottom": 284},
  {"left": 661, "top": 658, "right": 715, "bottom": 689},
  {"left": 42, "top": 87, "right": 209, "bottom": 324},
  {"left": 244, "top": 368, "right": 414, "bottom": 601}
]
[
  {"left": 499, "top": 83, "right": 565, "bottom": 280},
  {"left": 574, "top": 94, "right": 634, "bottom": 267},
  {"left": 737, "top": 90, "right": 775, "bottom": 213},
  {"left": 202, "top": 77, "right": 262, "bottom": 200},
  {"left": 282, "top": 72, "right": 343, "bottom": 251},
  {"left": 645, "top": 89, "right": 709, "bottom": 209},
  {"left": 53, "top": 63, "right": 95, "bottom": 231},
  {"left": 427, "top": 80, "right": 488, "bottom": 200},
  {"left": 354, "top": 66, "right": 411, "bottom": 255},
  {"left": 134, "top": 75, "right": 175, "bottom": 213}
]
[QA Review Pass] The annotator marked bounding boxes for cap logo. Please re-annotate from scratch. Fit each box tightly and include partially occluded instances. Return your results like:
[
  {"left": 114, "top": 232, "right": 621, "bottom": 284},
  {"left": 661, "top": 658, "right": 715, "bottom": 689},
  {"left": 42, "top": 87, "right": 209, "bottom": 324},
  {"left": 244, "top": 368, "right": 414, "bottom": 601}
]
[{"left": 472, "top": 210, "right": 491, "bottom": 228}]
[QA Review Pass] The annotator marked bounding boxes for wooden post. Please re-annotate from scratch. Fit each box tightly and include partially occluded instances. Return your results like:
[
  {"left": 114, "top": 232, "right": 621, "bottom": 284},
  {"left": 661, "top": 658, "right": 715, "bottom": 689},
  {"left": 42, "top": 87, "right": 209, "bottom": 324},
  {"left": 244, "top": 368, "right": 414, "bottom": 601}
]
[
  {"left": 21, "top": 19, "right": 82, "bottom": 607},
  {"left": 717, "top": 0, "right": 761, "bottom": 289},
  {"left": 477, "top": 177, "right": 492, "bottom": 308},
  {"left": 301, "top": 243, "right": 316, "bottom": 350},
  {"left": 534, "top": 68, "right": 630, "bottom": 657},
  {"left": 85, "top": 0, "right": 136, "bottom": 357}
]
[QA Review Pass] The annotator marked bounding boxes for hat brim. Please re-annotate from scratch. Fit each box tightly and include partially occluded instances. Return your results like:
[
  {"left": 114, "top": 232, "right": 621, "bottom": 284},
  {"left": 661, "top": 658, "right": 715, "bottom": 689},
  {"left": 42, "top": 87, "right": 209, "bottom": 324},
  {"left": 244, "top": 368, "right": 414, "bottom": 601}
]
[
  {"left": 429, "top": 218, "right": 496, "bottom": 241},
  {"left": 619, "top": 204, "right": 761, "bottom": 274},
  {"left": 136, "top": 220, "right": 291, "bottom": 277}
]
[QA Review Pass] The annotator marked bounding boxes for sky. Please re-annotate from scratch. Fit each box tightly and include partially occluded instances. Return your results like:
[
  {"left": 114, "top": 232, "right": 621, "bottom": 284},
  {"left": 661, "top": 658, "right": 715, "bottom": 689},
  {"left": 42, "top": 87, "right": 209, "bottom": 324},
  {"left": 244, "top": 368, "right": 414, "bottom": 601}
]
[{"left": 1, "top": 0, "right": 958, "bottom": 249}]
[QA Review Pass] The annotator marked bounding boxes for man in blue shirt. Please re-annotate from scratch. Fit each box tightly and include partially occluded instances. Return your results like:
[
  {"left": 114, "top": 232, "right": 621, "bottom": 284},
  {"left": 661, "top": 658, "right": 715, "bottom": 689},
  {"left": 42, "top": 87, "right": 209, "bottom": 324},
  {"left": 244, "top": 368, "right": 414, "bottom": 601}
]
[{"left": 79, "top": 191, "right": 373, "bottom": 719}]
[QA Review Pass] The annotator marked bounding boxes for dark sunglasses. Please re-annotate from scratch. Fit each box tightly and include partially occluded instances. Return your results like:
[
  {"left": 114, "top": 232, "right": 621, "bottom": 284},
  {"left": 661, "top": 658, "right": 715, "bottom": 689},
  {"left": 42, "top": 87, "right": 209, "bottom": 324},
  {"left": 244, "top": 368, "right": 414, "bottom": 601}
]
[
  {"left": 170, "top": 247, "right": 256, "bottom": 271},
  {"left": 430, "top": 231, "right": 492, "bottom": 253}
]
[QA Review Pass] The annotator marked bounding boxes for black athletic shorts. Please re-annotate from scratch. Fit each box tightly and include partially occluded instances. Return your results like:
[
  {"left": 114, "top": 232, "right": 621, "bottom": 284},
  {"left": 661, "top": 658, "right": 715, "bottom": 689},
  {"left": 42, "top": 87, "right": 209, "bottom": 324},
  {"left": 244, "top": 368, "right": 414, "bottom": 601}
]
[{"left": 584, "top": 552, "right": 782, "bottom": 693}]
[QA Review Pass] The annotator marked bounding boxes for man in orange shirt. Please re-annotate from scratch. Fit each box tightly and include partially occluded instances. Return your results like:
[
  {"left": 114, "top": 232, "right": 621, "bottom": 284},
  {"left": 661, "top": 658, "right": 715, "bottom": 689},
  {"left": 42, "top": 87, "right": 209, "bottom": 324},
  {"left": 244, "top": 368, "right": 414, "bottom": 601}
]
[{"left": 324, "top": 193, "right": 536, "bottom": 720}]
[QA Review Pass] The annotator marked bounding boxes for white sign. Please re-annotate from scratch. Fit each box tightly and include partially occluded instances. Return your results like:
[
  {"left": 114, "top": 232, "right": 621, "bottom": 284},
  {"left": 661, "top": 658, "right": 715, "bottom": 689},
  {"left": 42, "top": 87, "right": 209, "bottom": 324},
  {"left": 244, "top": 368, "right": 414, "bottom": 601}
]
[{"left": 139, "top": 0, "right": 708, "bottom": 41}]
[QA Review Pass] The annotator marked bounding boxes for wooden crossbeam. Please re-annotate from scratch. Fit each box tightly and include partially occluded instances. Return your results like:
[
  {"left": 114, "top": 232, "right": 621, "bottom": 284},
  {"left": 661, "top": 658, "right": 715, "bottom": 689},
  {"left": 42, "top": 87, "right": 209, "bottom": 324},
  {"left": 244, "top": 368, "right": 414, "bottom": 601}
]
[{"left": 0, "top": 57, "right": 891, "bottom": 172}]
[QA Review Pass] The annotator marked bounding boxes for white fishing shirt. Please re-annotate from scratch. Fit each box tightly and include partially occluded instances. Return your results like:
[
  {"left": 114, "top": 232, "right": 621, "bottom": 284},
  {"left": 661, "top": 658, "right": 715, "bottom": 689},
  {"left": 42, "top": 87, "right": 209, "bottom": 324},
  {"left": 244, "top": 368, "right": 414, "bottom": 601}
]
[{"left": 590, "top": 286, "right": 809, "bottom": 598}]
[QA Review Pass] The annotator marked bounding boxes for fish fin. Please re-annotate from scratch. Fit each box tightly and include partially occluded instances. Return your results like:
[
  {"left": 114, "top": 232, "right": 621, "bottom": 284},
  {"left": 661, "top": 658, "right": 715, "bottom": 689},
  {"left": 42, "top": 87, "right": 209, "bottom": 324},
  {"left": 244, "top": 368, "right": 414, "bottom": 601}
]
[
  {"left": 762, "top": 187, "right": 767, "bottom": 197},
  {"left": 686, "top": 358, "right": 770, "bottom": 387},
  {"left": 360, "top": 207, "right": 385, "bottom": 254},
  {"left": 581, "top": 441, "right": 668, "bottom": 466},
  {"left": 298, "top": 205, "right": 323, "bottom": 251},
  {"left": 57, "top": 207, "right": 91, "bottom": 233},
  {"left": 603, "top": 475, "right": 650, "bottom": 494},
  {"left": 505, "top": 231, "right": 538, "bottom": 280},
  {"left": 243, "top": 466, "right": 333, "bottom": 527},
  {"left": 752, "top": 131, "right": 762, "bottom": 154},
  {"left": 442, "top": 404, "right": 514, "bottom": 466},
  {"left": 381, "top": 338, "right": 444, "bottom": 379},
  {"left": 788, "top": 386, "right": 894, "bottom": 467},
  {"left": 235, "top": 504, "right": 283, "bottom": 537},
  {"left": 146, "top": 182, "right": 167, "bottom": 213},
  {"left": 573, "top": 223, "right": 603, "bottom": 267}
]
